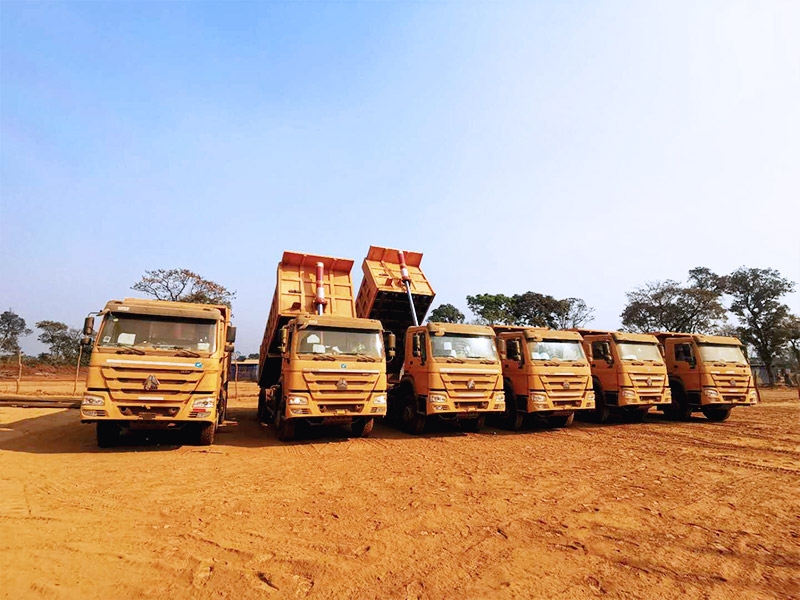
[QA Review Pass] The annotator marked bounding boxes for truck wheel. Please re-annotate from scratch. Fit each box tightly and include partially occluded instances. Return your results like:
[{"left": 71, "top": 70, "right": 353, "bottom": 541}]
[
  {"left": 96, "top": 422, "right": 120, "bottom": 448},
  {"left": 257, "top": 388, "right": 268, "bottom": 423},
  {"left": 667, "top": 386, "right": 692, "bottom": 421},
  {"left": 351, "top": 417, "right": 374, "bottom": 438},
  {"left": 590, "top": 384, "right": 609, "bottom": 424},
  {"left": 401, "top": 395, "right": 425, "bottom": 435},
  {"left": 274, "top": 399, "right": 295, "bottom": 441},
  {"left": 702, "top": 406, "right": 731, "bottom": 422},
  {"left": 503, "top": 387, "right": 523, "bottom": 430},
  {"left": 217, "top": 391, "right": 227, "bottom": 425},
  {"left": 196, "top": 422, "right": 216, "bottom": 446},
  {"left": 461, "top": 415, "right": 485, "bottom": 433},
  {"left": 547, "top": 413, "right": 575, "bottom": 428}
]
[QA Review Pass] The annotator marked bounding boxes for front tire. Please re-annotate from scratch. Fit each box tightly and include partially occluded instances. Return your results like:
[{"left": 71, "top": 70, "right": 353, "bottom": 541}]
[
  {"left": 547, "top": 413, "right": 575, "bottom": 428},
  {"left": 460, "top": 415, "right": 485, "bottom": 433},
  {"left": 257, "top": 388, "right": 269, "bottom": 423},
  {"left": 401, "top": 393, "right": 425, "bottom": 435},
  {"left": 350, "top": 417, "right": 375, "bottom": 438},
  {"left": 275, "top": 397, "right": 295, "bottom": 441},
  {"left": 502, "top": 386, "right": 524, "bottom": 431},
  {"left": 196, "top": 422, "right": 216, "bottom": 446},
  {"left": 589, "top": 383, "right": 609, "bottom": 423},
  {"left": 702, "top": 406, "right": 732, "bottom": 422}
]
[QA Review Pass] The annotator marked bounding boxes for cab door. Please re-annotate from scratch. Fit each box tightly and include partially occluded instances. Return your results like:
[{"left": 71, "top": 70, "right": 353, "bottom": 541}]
[
  {"left": 501, "top": 333, "right": 528, "bottom": 410},
  {"left": 588, "top": 336, "right": 617, "bottom": 401},
  {"left": 671, "top": 340, "right": 701, "bottom": 393},
  {"left": 404, "top": 328, "right": 429, "bottom": 397}
]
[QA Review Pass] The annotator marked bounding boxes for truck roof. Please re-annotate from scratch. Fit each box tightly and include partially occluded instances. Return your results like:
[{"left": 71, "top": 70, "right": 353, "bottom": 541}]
[
  {"left": 103, "top": 298, "right": 227, "bottom": 321},
  {"left": 573, "top": 329, "right": 659, "bottom": 344},
  {"left": 652, "top": 331, "right": 743, "bottom": 346},
  {"left": 426, "top": 322, "right": 495, "bottom": 336},
  {"left": 493, "top": 325, "right": 583, "bottom": 341}
]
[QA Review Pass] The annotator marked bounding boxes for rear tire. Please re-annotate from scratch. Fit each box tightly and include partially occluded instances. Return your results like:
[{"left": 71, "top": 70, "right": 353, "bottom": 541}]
[
  {"left": 666, "top": 385, "right": 693, "bottom": 420},
  {"left": 196, "top": 422, "right": 216, "bottom": 446},
  {"left": 502, "top": 385, "right": 523, "bottom": 430},
  {"left": 96, "top": 422, "right": 120, "bottom": 448},
  {"left": 702, "top": 406, "right": 732, "bottom": 422},
  {"left": 351, "top": 417, "right": 374, "bottom": 438},
  {"left": 257, "top": 388, "right": 268, "bottom": 423},
  {"left": 547, "top": 413, "right": 575, "bottom": 428}
]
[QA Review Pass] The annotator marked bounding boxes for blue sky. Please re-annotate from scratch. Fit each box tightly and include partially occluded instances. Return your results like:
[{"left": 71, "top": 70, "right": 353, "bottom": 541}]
[{"left": 2, "top": 0, "right": 798, "bottom": 355}]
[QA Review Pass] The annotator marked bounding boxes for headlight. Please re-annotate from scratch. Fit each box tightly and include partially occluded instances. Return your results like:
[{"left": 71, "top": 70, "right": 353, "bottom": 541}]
[
  {"left": 192, "top": 397, "right": 215, "bottom": 408},
  {"left": 373, "top": 394, "right": 387, "bottom": 405},
  {"left": 288, "top": 396, "right": 308, "bottom": 405},
  {"left": 749, "top": 390, "right": 757, "bottom": 400},
  {"left": 530, "top": 393, "right": 547, "bottom": 403},
  {"left": 587, "top": 391, "right": 595, "bottom": 402},
  {"left": 703, "top": 388, "right": 719, "bottom": 398},
  {"left": 429, "top": 394, "right": 448, "bottom": 404},
  {"left": 621, "top": 389, "right": 636, "bottom": 399},
  {"left": 494, "top": 392, "right": 505, "bottom": 403},
  {"left": 82, "top": 395, "right": 104, "bottom": 406}
]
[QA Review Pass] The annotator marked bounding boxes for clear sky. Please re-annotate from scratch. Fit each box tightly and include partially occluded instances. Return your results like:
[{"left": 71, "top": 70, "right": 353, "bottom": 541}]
[{"left": 2, "top": 0, "right": 799, "bottom": 356}]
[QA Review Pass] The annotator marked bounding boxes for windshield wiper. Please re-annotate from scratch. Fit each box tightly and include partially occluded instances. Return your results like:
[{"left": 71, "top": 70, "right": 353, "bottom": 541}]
[
  {"left": 174, "top": 349, "right": 201, "bottom": 358},
  {"left": 476, "top": 359, "right": 496, "bottom": 364},
  {"left": 116, "top": 345, "right": 145, "bottom": 355},
  {"left": 442, "top": 356, "right": 465, "bottom": 363},
  {"left": 311, "top": 354, "right": 336, "bottom": 361}
]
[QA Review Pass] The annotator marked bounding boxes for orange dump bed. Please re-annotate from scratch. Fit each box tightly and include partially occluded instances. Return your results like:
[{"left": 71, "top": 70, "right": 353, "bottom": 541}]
[
  {"left": 259, "top": 251, "right": 356, "bottom": 386},
  {"left": 355, "top": 246, "right": 435, "bottom": 372}
]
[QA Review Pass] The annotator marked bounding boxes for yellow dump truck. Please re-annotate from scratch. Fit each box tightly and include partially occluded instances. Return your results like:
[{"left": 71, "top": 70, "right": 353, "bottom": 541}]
[
  {"left": 493, "top": 326, "right": 595, "bottom": 429},
  {"left": 574, "top": 329, "right": 670, "bottom": 423},
  {"left": 80, "top": 298, "right": 236, "bottom": 447},
  {"left": 257, "top": 251, "right": 390, "bottom": 441},
  {"left": 653, "top": 332, "right": 758, "bottom": 422},
  {"left": 356, "top": 246, "right": 505, "bottom": 433}
]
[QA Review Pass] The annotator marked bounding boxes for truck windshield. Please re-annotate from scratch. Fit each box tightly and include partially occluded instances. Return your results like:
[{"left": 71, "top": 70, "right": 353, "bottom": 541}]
[
  {"left": 98, "top": 313, "right": 217, "bottom": 353},
  {"left": 431, "top": 334, "right": 498, "bottom": 361},
  {"left": 528, "top": 340, "right": 586, "bottom": 362},
  {"left": 698, "top": 344, "right": 747, "bottom": 364},
  {"left": 296, "top": 327, "right": 383, "bottom": 359},
  {"left": 616, "top": 342, "right": 662, "bottom": 362}
]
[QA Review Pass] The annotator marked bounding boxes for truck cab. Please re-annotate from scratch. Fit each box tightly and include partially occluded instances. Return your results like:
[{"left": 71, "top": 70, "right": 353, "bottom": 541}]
[
  {"left": 654, "top": 332, "right": 758, "bottom": 422},
  {"left": 390, "top": 322, "right": 505, "bottom": 433},
  {"left": 81, "top": 298, "right": 235, "bottom": 447},
  {"left": 575, "top": 329, "right": 670, "bottom": 423},
  {"left": 495, "top": 326, "right": 595, "bottom": 429}
]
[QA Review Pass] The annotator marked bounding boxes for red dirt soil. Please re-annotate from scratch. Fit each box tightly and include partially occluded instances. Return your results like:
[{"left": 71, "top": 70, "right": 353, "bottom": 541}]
[{"left": 0, "top": 383, "right": 797, "bottom": 599}]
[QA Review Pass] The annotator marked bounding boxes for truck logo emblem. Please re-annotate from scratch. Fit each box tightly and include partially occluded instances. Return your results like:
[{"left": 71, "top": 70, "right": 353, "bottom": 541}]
[
  {"left": 562, "top": 381, "right": 571, "bottom": 390},
  {"left": 646, "top": 377, "right": 653, "bottom": 387},
  {"left": 467, "top": 379, "right": 476, "bottom": 390},
  {"left": 143, "top": 375, "right": 160, "bottom": 391},
  {"left": 336, "top": 378, "right": 348, "bottom": 390},
  {"left": 729, "top": 379, "right": 736, "bottom": 386}
]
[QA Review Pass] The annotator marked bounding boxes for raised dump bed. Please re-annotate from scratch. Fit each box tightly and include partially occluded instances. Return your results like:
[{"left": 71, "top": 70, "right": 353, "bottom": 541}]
[
  {"left": 258, "top": 251, "right": 356, "bottom": 388},
  {"left": 355, "top": 246, "right": 435, "bottom": 372}
]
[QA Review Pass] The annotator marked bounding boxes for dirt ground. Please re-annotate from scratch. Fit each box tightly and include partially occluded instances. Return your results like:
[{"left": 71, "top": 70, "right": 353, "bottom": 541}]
[{"left": 0, "top": 382, "right": 797, "bottom": 600}]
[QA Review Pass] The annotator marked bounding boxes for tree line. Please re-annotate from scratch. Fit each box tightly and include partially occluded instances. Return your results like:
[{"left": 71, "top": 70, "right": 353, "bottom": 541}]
[
  {"left": 427, "top": 266, "right": 798, "bottom": 386},
  {"left": 2, "top": 265, "right": 797, "bottom": 385}
]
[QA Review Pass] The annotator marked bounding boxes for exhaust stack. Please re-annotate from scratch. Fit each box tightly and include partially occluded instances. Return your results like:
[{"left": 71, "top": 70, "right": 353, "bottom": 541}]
[
  {"left": 314, "top": 262, "right": 327, "bottom": 315},
  {"left": 398, "top": 250, "right": 419, "bottom": 326}
]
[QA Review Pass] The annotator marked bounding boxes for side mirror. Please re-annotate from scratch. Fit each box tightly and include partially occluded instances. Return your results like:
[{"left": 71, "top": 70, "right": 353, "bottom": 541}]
[
  {"left": 508, "top": 340, "right": 521, "bottom": 361},
  {"left": 83, "top": 316, "right": 95, "bottom": 336},
  {"left": 605, "top": 354, "right": 614, "bottom": 366},
  {"left": 496, "top": 337, "right": 506, "bottom": 359},
  {"left": 387, "top": 333, "right": 396, "bottom": 359},
  {"left": 412, "top": 335, "right": 421, "bottom": 358},
  {"left": 224, "top": 343, "right": 235, "bottom": 353},
  {"left": 226, "top": 326, "right": 237, "bottom": 343},
  {"left": 688, "top": 355, "right": 696, "bottom": 368},
  {"left": 279, "top": 327, "right": 288, "bottom": 353},
  {"left": 81, "top": 335, "right": 92, "bottom": 347}
]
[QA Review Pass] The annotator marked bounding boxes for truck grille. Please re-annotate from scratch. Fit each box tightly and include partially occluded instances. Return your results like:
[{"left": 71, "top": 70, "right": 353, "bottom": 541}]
[
  {"left": 100, "top": 366, "right": 204, "bottom": 401},
  {"left": 302, "top": 370, "right": 379, "bottom": 402},
  {"left": 539, "top": 373, "right": 589, "bottom": 403},
  {"left": 439, "top": 371, "right": 498, "bottom": 399}
]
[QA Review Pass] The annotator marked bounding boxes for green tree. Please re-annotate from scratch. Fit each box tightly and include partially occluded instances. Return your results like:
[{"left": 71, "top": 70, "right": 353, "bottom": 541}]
[
  {"left": 0, "top": 309, "right": 32, "bottom": 355},
  {"left": 726, "top": 267, "right": 795, "bottom": 386},
  {"left": 36, "top": 320, "right": 82, "bottom": 365},
  {"left": 132, "top": 268, "right": 236, "bottom": 307},
  {"left": 466, "top": 294, "right": 514, "bottom": 325},
  {"left": 428, "top": 303, "right": 466, "bottom": 324},
  {"left": 247, "top": 353, "right": 260, "bottom": 360},
  {"left": 552, "top": 298, "right": 595, "bottom": 329},
  {"left": 621, "top": 271, "right": 727, "bottom": 333}
]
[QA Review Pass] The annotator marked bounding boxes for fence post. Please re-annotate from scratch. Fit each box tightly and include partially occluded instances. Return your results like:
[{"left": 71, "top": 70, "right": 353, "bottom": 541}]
[{"left": 15, "top": 349, "right": 22, "bottom": 394}]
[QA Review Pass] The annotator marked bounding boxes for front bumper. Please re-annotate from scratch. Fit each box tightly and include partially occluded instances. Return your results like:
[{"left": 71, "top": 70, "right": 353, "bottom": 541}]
[
  {"left": 80, "top": 392, "right": 217, "bottom": 424},
  {"left": 526, "top": 391, "right": 595, "bottom": 413}
]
